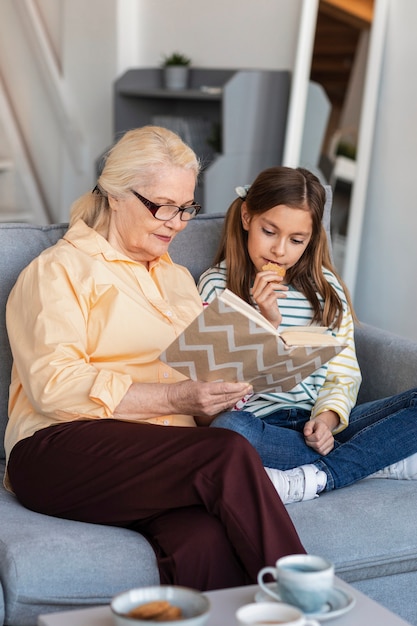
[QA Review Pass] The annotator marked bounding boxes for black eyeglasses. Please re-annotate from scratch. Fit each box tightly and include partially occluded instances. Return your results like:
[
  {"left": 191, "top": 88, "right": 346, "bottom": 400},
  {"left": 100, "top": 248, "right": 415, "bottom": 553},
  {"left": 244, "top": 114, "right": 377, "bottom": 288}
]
[{"left": 131, "top": 190, "right": 201, "bottom": 221}]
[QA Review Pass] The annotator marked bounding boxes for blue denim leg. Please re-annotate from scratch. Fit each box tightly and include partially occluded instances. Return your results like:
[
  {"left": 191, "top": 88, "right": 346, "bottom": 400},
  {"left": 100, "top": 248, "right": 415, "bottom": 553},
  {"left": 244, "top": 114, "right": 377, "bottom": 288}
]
[
  {"left": 316, "top": 387, "right": 417, "bottom": 490},
  {"left": 213, "top": 388, "right": 417, "bottom": 493},
  {"left": 211, "top": 408, "right": 322, "bottom": 469}
]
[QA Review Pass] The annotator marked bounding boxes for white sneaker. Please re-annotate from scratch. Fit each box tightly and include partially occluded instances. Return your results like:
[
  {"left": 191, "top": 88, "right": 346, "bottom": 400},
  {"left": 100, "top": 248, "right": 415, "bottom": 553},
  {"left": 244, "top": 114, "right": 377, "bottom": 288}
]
[
  {"left": 368, "top": 453, "right": 417, "bottom": 480},
  {"left": 265, "top": 464, "right": 327, "bottom": 504}
]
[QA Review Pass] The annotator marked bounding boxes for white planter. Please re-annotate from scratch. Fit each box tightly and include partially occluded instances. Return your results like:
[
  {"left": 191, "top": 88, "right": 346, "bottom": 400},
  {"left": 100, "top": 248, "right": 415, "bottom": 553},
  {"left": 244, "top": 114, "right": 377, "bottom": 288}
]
[{"left": 163, "top": 66, "right": 189, "bottom": 90}]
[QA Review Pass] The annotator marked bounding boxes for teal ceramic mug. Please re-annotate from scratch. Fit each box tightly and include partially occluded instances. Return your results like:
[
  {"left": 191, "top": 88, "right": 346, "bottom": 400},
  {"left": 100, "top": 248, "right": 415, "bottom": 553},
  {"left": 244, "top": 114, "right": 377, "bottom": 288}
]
[{"left": 257, "top": 554, "right": 334, "bottom": 614}]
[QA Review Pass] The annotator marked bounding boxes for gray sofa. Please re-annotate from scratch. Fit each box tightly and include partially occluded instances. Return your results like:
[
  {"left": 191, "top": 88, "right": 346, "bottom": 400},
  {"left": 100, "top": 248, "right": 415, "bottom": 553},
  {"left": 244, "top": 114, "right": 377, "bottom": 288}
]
[{"left": 1, "top": 214, "right": 417, "bottom": 626}]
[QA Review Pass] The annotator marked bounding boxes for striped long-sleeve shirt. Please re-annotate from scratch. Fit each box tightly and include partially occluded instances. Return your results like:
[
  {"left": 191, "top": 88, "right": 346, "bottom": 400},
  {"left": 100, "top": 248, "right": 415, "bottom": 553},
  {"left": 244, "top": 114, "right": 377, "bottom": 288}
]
[{"left": 197, "top": 261, "right": 361, "bottom": 433}]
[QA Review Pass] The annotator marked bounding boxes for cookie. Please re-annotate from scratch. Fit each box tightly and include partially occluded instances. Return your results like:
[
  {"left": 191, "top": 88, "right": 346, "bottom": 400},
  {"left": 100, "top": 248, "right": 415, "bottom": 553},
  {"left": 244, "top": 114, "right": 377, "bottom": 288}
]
[
  {"left": 127, "top": 600, "right": 183, "bottom": 621},
  {"left": 262, "top": 262, "right": 286, "bottom": 277},
  {"left": 154, "top": 605, "right": 182, "bottom": 621},
  {"left": 127, "top": 600, "right": 171, "bottom": 619}
]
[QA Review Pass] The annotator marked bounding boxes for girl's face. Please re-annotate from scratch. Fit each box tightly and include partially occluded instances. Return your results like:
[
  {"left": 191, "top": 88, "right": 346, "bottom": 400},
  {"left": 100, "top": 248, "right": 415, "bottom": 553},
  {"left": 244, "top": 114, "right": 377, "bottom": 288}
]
[
  {"left": 241, "top": 203, "right": 313, "bottom": 274},
  {"left": 107, "top": 166, "right": 196, "bottom": 266}
]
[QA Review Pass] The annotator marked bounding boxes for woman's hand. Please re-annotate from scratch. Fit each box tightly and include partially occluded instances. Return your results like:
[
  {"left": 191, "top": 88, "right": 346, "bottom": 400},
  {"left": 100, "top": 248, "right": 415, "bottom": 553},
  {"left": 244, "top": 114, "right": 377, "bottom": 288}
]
[
  {"left": 169, "top": 380, "right": 253, "bottom": 425},
  {"left": 252, "top": 270, "right": 288, "bottom": 328},
  {"left": 303, "top": 411, "right": 339, "bottom": 455},
  {"left": 114, "top": 379, "right": 253, "bottom": 425}
]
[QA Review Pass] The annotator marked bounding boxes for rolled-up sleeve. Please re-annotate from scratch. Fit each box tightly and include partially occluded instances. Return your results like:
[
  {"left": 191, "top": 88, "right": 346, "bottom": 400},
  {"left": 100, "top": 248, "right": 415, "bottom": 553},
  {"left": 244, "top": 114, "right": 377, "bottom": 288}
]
[{"left": 7, "top": 254, "right": 133, "bottom": 421}]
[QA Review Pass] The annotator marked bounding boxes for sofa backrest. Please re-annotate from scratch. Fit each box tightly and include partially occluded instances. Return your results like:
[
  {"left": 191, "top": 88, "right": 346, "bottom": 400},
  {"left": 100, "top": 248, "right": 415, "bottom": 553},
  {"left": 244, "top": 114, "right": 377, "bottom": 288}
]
[{"left": 0, "top": 188, "right": 332, "bottom": 460}]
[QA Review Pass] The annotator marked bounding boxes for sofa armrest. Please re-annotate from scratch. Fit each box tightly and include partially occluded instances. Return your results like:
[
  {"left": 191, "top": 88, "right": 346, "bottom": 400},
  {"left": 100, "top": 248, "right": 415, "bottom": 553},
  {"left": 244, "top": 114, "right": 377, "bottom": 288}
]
[{"left": 355, "top": 323, "right": 417, "bottom": 404}]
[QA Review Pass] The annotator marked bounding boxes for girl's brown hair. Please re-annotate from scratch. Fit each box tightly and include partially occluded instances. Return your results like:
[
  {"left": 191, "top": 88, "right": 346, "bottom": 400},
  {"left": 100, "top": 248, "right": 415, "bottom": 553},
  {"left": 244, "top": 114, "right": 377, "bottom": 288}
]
[{"left": 213, "top": 166, "right": 356, "bottom": 328}]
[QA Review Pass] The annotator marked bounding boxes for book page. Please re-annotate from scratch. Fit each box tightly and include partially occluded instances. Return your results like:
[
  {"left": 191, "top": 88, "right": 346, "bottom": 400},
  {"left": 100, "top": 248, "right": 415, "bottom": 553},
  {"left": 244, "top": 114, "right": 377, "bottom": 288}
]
[
  {"left": 219, "top": 289, "right": 339, "bottom": 347},
  {"left": 218, "top": 289, "right": 278, "bottom": 334},
  {"left": 280, "top": 327, "right": 341, "bottom": 347}
]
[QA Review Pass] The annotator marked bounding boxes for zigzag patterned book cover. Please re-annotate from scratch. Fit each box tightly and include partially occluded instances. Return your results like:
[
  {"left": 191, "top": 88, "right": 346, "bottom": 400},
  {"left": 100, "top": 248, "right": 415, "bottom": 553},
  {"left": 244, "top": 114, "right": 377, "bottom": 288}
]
[{"left": 161, "top": 289, "right": 346, "bottom": 394}]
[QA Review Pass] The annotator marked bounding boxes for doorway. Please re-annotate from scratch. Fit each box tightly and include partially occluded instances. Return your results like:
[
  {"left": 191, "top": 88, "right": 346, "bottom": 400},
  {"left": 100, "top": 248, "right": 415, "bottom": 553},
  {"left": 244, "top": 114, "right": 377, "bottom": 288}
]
[{"left": 310, "top": 0, "right": 374, "bottom": 273}]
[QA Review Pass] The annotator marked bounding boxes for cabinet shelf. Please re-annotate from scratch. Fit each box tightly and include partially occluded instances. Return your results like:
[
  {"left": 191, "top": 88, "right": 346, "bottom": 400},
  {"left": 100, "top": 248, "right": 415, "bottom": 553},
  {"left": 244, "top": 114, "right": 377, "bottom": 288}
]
[
  {"left": 117, "top": 87, "right": 223, "bottom": 101},
  {"left": 114, "top": 68, "right": 290, "bottom": 213}
]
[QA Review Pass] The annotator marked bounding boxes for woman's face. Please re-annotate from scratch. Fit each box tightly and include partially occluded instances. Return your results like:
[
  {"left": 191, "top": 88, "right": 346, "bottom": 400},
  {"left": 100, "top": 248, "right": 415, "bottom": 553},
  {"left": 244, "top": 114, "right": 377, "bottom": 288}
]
[
  {"left": 107, "top": 166, "right": 196, "bottom": 266},
  {"left": 241, "top": 203, "right": 313, "bottom": 273}
]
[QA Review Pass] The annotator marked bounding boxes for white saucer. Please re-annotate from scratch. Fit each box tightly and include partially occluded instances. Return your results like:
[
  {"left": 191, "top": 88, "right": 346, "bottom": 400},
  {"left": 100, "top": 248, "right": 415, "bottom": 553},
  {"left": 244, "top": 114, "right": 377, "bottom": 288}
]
[{"left": 254, "top": 584, "right": 356, "bottom": 621}]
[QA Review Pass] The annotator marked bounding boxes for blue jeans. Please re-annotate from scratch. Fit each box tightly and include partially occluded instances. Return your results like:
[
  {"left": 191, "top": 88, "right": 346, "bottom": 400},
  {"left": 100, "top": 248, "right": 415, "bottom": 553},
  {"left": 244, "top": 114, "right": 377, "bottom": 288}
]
[{"left": 211, "top": 388, "right": 417, "bottom": 491}]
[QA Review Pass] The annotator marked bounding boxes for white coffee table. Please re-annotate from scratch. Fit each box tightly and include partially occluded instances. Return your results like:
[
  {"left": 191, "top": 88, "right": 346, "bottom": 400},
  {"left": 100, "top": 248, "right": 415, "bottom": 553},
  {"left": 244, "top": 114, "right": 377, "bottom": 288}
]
[{"left": 37, "top": 577, "right": 411, "bottom": 625}]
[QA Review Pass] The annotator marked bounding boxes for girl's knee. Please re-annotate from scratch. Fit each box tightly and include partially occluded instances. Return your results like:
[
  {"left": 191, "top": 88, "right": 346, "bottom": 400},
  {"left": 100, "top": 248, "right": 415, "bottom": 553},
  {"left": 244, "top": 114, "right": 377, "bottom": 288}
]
[
  {"left": 211, "top": 411, "right": 237, "bottom": 430},
  {"left": 211, "top": 410, "right": 254, "bottom": 435}
]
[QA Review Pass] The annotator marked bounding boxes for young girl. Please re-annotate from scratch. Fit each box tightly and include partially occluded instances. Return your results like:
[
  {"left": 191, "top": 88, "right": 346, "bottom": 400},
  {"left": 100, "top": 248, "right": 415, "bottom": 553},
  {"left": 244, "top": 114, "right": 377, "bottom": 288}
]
[{"left": 198, "top": 166, "right": 417, "bottom": 504}]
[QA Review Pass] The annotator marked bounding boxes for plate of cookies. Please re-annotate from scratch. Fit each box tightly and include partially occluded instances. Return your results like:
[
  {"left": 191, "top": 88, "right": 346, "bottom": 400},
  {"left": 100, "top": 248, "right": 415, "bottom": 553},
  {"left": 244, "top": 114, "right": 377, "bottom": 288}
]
[{"left": 111, "top": 585, "right": 210, "bottom": 625}]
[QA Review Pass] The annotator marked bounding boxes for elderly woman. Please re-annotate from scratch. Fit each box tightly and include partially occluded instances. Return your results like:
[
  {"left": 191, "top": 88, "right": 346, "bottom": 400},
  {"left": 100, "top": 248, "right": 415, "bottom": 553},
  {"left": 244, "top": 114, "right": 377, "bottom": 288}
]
[{"left": 4, "top": 126, "right": 304, "bottom": 590}]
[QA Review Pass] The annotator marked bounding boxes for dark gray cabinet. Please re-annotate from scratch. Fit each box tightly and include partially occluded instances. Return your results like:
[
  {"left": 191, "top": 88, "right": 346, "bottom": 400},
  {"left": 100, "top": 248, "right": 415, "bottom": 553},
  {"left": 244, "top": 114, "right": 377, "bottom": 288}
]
[{"left": 114, "top": 68, "right": 290, "bottom": 213}]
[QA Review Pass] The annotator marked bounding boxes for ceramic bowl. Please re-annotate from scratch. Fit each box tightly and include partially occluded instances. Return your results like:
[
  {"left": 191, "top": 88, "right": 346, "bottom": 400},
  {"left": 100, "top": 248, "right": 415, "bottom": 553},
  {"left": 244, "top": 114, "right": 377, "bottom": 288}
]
[{"left": 111, "top": 585, "right": 210, "bottom": 626}]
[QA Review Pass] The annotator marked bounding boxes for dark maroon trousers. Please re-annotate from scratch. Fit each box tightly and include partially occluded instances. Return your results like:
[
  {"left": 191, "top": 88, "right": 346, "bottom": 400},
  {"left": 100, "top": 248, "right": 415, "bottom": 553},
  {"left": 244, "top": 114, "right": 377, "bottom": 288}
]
[{"left": 7, "top": 420, "right": 305, "bottom": 590}]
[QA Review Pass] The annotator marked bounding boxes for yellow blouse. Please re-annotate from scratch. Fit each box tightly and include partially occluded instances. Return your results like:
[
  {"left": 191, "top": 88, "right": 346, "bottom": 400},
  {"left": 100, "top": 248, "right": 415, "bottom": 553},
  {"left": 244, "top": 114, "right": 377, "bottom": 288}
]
[{"left": 4, "top": 220, "right": 202, "bottom": 483}]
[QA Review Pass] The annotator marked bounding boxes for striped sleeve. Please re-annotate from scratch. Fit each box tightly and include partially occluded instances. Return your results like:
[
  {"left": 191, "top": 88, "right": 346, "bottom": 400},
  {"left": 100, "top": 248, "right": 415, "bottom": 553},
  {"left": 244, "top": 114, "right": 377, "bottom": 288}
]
[
  {"left": 197, "top": 263, "right": 228, "bottom": 303},
  {"left": 310, "top": 274, "right": 362, "bottom": 432}
]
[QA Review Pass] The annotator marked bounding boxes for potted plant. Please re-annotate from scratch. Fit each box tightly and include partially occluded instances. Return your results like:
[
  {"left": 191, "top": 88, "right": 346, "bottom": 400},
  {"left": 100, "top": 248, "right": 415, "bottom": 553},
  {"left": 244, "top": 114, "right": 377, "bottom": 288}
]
[{"left": 162, "top": 51, "right": 191, "bottom": 90}]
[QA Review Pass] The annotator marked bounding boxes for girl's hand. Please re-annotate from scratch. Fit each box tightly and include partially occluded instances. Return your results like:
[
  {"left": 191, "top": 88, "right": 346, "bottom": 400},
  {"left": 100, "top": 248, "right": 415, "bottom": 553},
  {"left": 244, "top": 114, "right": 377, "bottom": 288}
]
[
  {"left": 303, "top": 411, "right": 339, "bottom": 455},
  {"left": 252, "top": 270, "right": 288, "bottom": 328}
]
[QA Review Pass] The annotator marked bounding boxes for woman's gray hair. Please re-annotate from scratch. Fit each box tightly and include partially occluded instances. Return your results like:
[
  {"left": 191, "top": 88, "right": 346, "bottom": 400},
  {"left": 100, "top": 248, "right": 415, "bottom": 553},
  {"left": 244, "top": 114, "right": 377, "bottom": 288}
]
[{"left": 69, "top": 126, "right": 200, "bottom": 230}]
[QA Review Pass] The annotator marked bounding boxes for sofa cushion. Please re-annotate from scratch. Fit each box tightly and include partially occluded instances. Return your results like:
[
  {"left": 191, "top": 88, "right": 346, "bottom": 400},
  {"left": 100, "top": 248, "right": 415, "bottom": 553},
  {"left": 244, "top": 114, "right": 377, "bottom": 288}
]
[
  {"left": 287, "top": 477, "right": 417, "bottom": 582},
  {"left": 0, "top": 461, "right": 159, "bottom": 626}
]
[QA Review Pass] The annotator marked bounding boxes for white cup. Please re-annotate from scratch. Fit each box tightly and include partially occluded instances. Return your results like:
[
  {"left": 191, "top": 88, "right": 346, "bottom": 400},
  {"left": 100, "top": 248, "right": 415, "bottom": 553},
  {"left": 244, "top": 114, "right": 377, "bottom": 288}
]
[
  {"left": 257, "top": 554, "right": 334, "bottom": 614},
  {"left": 236, "top": 602, "right": 320, "bottom": 626}
]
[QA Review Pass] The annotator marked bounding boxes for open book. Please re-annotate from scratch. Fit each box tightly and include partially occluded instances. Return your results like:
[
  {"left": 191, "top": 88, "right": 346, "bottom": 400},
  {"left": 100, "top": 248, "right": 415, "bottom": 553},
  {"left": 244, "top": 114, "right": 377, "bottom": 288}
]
[{"left": 160, "top": 289, "right": 346, "bottom": 394}]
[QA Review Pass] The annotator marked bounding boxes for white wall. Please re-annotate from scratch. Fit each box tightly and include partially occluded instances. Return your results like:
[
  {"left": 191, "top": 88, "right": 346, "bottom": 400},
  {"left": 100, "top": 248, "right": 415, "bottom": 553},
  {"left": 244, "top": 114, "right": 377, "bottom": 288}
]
[
  {"left": 129, "top": 0, "right": 302, "bottom": 71},
  {"left": 352, "top": 0, "right": 417, "bottom": 340},
  {"left": 59, "top": 0, "right": 117, "bottom": 221}
]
